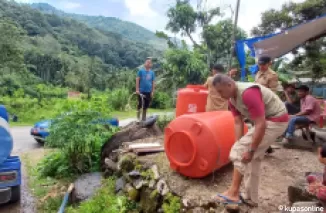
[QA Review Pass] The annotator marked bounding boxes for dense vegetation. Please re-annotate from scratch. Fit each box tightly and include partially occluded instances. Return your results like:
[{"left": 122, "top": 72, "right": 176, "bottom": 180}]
[
  {"left": 30, "top": 3, "right": 168, "bottom": 50},
  {"left": 0, "top": 0, "right": 161, "bottom": 92}
]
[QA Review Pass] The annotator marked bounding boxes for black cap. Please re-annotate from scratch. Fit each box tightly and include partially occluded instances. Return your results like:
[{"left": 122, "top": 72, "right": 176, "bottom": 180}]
[
  {"left": 212, "top": 64, "right": 224, "bottom": 72},
  {"left": 296, "top": 85, "right": 310, "bottom": 92},
  {"left": 258, "top": 56, "right": 272, "bottom": 65}
]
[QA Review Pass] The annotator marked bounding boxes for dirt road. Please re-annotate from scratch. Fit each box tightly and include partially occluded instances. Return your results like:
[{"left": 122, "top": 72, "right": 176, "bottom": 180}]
[{"left": 0, "top": 126, "right": 40, "bottom": 213}]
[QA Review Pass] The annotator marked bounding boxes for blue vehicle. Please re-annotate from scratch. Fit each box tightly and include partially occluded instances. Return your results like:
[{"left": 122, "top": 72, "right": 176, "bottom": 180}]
[
  {"left": 0, "top": 105, "right": 21, "bottom": 204},
  {"left": 30, "top": 113, "right": 119, "bottom": 143}
]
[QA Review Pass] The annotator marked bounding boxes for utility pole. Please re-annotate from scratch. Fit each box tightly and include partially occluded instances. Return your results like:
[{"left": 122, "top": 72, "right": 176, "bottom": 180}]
[{"left": 228, "top": 0, "right": 240, "bottom": 71}]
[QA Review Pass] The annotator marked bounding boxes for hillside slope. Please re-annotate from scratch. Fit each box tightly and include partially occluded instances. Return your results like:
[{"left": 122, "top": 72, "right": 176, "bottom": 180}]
[
  {"left": 0, "top": 0, "right": 162, "bottom": 92},
  {"left": 30, "top": 3, "right": 167, "bottom": 50}
]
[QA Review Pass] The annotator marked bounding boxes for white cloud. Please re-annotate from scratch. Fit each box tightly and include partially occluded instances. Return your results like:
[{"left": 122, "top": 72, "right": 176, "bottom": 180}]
[
  {"left": 124, "top": 0, "right": 157, "bottom": 17},
  {"left": 61, "top": 2, "right": 81, "bottom": 10}
]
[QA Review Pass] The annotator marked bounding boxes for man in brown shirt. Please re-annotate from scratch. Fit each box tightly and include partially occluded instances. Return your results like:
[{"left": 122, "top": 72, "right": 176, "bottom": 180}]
[
  {"left": 255, "top": 56, "right": 279, "bottom": 92},
  {"left": 255, "top": 56, "right": 279, "bottom": 154},
  {"left": 204, "top": 64, "right": 228, "bottom": 111}
]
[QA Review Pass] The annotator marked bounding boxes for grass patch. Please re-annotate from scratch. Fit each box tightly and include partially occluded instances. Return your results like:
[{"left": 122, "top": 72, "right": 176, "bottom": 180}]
[{"left": 22, "top": 149, "right": 73, "bottom": 213}]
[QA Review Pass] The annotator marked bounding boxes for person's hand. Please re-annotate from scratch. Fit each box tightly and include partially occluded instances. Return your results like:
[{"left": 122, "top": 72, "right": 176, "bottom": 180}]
[
  {"left": 242, "top": 151, "right": 254, "bottom": 163},
  {"left": 136, "top": 90, "right": 140, "bottom": 94},
  {"left": 151, "top": 92, "right": 154, "bottom": 97}
]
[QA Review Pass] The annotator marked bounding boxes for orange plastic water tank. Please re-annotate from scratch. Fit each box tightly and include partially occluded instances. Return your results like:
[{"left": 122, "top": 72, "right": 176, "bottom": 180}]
[
  {"left": 175, "top": 85, "right": 208, "bottom": 117},
  {"left": 164, "top": 111, "right": 248, "bottom": 178}
]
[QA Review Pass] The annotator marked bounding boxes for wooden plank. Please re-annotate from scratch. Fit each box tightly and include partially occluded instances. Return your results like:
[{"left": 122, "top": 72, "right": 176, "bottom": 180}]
[
  {"left": 128, "top": 143, "right": 161, "bottom": 149},
  {"left": 133, "top": 147, "right": 165, "bottom": 155}
]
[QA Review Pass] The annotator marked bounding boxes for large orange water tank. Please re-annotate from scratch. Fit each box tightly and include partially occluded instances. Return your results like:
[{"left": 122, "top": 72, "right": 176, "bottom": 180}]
[
  {"left": 164, "top": 111, "right": 248, "bottom": 178},
  {"left": 175, "top": 85, "right": 208, "bottom": 117}
]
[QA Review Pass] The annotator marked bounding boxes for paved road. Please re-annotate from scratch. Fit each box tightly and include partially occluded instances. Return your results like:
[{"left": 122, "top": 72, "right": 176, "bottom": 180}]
[{"left": 0, "top": 126, "right": 38, "bottom": 213}]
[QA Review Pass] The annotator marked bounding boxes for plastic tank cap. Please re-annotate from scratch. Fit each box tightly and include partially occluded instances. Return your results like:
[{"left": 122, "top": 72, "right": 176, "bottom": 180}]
[{"left": 166, "top": 131, "right": 196, "bottom": 167}]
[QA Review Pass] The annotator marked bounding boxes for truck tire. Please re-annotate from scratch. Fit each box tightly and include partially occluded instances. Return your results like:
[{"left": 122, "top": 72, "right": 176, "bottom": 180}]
[
  {"left": 10, "top": 186, "right": 20, "bottom": 203},
  {"left": 35, "top": 139, "right": 44, "bottom": 144}
]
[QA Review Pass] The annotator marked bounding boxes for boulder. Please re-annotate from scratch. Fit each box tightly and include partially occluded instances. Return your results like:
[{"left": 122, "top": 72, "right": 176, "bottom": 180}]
[
  {"left": 115, "top": 177, "right": 126, "bottom": 193},
  {"left": 288, "top": 178, "right": 318, "bottom": 204},
  {"left": 124, "top": 183, "right": 140, "bottom": 201},
  {"left": 139, "top": 188, "right": 160, "bottom": 213},
  {"left": 101, "top": 121, "right": 162, "bottom": 170},
  {"left": 71, "top": 172, "right": 102, "bottom": 203}
]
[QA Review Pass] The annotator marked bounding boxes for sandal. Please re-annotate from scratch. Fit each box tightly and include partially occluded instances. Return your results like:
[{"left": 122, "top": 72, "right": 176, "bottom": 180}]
[{"left": 213, "top": 193, "right": 242, "bottom": 205}]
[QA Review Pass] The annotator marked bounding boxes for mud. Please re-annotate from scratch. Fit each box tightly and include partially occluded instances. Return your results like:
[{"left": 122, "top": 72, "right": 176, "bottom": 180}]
[{"left": 148, "top": 141, "right": 323, "bottom": 212}]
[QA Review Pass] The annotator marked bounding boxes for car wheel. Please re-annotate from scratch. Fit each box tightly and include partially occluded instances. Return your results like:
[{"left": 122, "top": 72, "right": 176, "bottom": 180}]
[
  {"left": 35, "top": 139, "right": 44, "bottom": 144},
  {"left": 10, "top": 186, "right": 20, "bottom": 203}
]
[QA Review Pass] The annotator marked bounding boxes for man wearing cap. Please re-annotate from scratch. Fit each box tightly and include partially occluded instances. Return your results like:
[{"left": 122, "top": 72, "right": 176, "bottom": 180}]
[
  {"left": 204, "top": 64, "right": 228, "bottom": 111},
  {"left": 255, "top": 56, "right": 279, "bottom": 92},
  {"left": 283, "top": 85, "right": 321, "bottom": 142},
  {"left": 284, "top": 84, "right": 301, "bottom": 115},
  {"left": 212, "top": 74, "right": 289, "bottom": 206}
]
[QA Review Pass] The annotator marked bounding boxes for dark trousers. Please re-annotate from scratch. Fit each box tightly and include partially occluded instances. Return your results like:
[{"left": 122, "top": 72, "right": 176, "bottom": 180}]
[
  {"left": 285, "top": 102, "right": 300, "bottom": 115},
  {"left": 137, "top": 92, "right": 151, "bottom": 110}
]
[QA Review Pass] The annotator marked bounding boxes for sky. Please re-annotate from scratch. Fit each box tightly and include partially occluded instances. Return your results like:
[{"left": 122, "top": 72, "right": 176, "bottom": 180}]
[{"left": 15, "top": 0, "right": 305, "bottom": 43}]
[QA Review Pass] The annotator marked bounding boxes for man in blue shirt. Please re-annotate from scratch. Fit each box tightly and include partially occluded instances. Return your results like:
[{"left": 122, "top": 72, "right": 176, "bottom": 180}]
[{"left": 136, "top": 58, "right": 155, "bottom": 121}]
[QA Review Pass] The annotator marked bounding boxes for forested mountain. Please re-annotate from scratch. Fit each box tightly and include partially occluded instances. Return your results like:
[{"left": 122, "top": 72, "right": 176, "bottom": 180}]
[
  {"left": 0, "top": 0, "right": 163, "bottom": 94},
  {"left": 30, "top": 3, "right": 167, "bottom": 50}
]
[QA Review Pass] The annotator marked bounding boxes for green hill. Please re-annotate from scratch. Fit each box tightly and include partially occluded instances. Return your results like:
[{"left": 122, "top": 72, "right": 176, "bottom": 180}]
[
  {"left": 0, "top": 0, "right": 163, "bottom": 93},
  {"left": 30, "top": 3, "right": 167, "bottom": 50}
]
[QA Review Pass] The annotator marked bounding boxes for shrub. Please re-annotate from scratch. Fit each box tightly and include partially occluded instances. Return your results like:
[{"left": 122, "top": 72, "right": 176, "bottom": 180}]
[
  {"left": 151, "top": 91, "right": 173, "bottom": 109},
  {"left": 37, "top": 151, "right": 70, "bottom": 179},
  {"left": 157, "top": 114, "right": 175, "bottom": 131},
  {"left": 39, "top": 96, "right": 119, "bottom": 177},
  {"left": 107, "top": 88, "right": 130, "bottom": 111}
]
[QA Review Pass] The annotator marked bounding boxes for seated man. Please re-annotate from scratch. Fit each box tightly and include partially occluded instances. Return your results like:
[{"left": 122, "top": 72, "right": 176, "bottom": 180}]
[
  {"left": 283, "top": 85, "right": 321, "bottom": 142},
  {"left": 284, "top": 84, "right": 301, "bottom": 115}
]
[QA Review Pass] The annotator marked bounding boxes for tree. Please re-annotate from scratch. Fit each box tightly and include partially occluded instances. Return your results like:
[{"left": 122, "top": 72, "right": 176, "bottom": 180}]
[
  {"left": 166, "top": 0, "right": 199, "bottom": 46},
  {"left": 0, "top": 18, "right": 26, "bottom": 73},
  {"left": 252, "top": 0, "right": 326, "bottom": 83},
  {"left": 157, "top": 47, "right": 207, "bottom": 98},
  {"left": 165, "top": 0, "right": 222, "bottom": 47},
  {"left": 202, "top": 19, "right": 247, "bottom": 64}
]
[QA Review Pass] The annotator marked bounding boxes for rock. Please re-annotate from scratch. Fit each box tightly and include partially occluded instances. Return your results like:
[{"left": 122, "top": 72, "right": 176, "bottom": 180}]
[
  {"left": 71, "top": 172, "right": 102, "bottom": 203},
  {"left": 151, "top": 165, "right": 160, "bottom": 180},
  {"left": 115, "top": 177, "right": 126, "bottom": 192},
  {"left": 133, "top": 179, "right": 144, "bottom": 190},
  {"left": 124, "top": 183, "right": 139, "bottom": 201},
  {"left": 104, "top": 158, "right": 118, "bottom": 171},
  {"left": 100, "top": 122, "right": 163, "bottom": 169},
  {"left": 188, "top": 207, "right": 206, "bottom": 213},
  {"left": 149, "top": 179, "right": 156, "bottom": 189},
  {"left": 290, "top": 201, "right": 323, "bottom": 213},
  {"left": 157, "top": 179, "right": 169, "bottom": 196},
  {"left": 288, "top": 179, "right": 318, "bottom": 204},
  {"left": 139, "top": 188, "right": 160, "bottom": 213},
  {"left": 129, "top": 170, "right": 141, "bottom": 178},
  {"left": 182, "top": 198, "right": 190, "bottom": 208},
  {"left": 118, "top": 154, "right": 135, "bottom": 173}
]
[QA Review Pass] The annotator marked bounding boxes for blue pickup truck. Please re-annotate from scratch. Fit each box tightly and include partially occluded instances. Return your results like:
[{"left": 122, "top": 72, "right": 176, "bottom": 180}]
[
  {"left": 30, "top": 113, "right": 119, "bottom": 143},
  {"left": 0, "top": 105, "right": 21, "bottom": 204}
]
